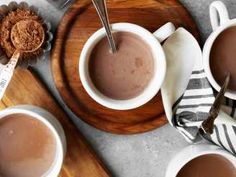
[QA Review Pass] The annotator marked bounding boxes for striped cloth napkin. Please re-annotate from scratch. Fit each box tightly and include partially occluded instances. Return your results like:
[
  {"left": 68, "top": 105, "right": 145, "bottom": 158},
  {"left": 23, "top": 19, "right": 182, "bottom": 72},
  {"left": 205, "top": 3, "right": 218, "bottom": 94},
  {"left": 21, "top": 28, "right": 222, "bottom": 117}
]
[{"left": 161, "top": 28, "right": 236, "bottom": 155}]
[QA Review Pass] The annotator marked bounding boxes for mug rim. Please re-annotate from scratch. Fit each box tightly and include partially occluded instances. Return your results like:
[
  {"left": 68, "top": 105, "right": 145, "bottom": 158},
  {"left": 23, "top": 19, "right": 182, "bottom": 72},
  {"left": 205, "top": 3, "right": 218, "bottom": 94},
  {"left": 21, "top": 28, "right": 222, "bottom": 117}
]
[
  {"left": 165, "top": 144, "right": 236, "bottom": 177},
  {"left": 0, "top": 105, "right": 65, "bottom": 177},
  {"left": 203, "top": 19, "right": 236, "bottom": 100},
  {"left": 79, "top": 22, "right": 166, "bottom": 110}
]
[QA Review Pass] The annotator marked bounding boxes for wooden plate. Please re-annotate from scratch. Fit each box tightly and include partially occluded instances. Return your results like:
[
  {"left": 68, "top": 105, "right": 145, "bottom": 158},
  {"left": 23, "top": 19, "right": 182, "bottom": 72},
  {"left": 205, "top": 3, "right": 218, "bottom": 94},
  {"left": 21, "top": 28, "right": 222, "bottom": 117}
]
[{"left": 51, "top": 0, "right": 200, "bottom": 134}]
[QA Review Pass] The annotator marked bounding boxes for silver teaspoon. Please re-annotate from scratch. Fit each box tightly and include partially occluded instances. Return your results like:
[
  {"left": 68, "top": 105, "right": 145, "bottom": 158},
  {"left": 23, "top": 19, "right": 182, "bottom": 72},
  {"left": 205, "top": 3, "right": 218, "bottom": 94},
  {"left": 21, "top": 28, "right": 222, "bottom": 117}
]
[{"left": 92, "top": 0, "right": 117, "bottom": 53}]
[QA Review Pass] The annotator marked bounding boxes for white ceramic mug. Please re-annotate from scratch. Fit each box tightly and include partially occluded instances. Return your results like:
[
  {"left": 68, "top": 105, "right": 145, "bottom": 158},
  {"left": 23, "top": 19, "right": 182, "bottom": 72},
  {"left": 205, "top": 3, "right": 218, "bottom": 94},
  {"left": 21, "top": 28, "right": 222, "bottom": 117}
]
[
  {"left": 165, "top": 143, "right": 236, "bottom": 177},
  {"left": 203, "top": 1, "right": 236, "bottom": 99},
  {"left": 79, "top": 22, "right": 175, "bottom": 110},
  {"left": 0, "top": 105, "right": 66, "bottom": 177}
]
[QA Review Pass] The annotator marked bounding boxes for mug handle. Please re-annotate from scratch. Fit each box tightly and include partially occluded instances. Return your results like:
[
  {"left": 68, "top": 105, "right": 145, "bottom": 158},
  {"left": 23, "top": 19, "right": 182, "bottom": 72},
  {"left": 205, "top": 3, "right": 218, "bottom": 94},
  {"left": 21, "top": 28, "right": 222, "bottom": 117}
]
[
  {"left": 210, "top": 1, "right": 230, "bottom": 31},
  {"left": 153, "top": 22, "right": 175, "bottom": 43}
]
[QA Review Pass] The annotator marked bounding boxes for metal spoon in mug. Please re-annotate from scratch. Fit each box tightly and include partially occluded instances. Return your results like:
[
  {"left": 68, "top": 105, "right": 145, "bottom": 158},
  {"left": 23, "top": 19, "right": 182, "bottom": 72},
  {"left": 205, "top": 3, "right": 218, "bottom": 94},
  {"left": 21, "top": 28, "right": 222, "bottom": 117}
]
[
  {"left": 0, "top": 19, "right": 45, "bottom": 99},
  {"left": 92, "top": 0, "right": 117, "bottom": 53}
]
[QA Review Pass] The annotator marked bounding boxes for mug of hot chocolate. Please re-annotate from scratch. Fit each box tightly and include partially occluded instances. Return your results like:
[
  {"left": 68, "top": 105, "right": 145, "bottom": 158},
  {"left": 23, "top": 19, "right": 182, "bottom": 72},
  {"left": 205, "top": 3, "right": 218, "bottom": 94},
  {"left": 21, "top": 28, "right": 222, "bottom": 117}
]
[
  {"left": 79, "top": 22, "right": 175, "bottom": 110},
  {"left": 203, "top": 1, "right": 236, "bottom": 100},
  {"left": 0, "top": 105, "right": 66, "bottom": 177},
  {"left": 165, "top": 144, "right": 236, "bottom": 177}
]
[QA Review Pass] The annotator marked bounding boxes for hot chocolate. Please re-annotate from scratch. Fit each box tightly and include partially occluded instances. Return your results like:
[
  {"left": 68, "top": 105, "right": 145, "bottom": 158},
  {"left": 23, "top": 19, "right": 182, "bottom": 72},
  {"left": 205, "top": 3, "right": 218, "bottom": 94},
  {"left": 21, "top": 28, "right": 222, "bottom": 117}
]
[
  {"left": 177, "top": 154, "right": 236, "bottom": 177},
  {"left": 89, "top": 32, "right": 154, "bottom": 100},
  {"left": 210, "top": 26, "right": 236, "bottom": 91},
  {"left": 0, "top": 114, "right": 56, "bottom": 177}
]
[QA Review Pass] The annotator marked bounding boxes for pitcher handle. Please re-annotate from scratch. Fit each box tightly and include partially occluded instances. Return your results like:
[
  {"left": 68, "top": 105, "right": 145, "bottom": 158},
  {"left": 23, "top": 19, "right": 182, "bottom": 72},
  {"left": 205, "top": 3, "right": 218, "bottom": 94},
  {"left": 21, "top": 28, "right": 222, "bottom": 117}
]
[{"left": 210, "top": 1, "right": 230, "bottom": 31}]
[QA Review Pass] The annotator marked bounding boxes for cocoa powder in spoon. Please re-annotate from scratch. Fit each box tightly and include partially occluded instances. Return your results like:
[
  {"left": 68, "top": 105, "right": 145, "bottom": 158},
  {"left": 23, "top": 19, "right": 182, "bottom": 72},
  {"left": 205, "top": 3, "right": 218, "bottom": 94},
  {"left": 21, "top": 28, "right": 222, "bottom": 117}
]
[{"left": 11, "top": 20, "right": 45, "bottom": 52}]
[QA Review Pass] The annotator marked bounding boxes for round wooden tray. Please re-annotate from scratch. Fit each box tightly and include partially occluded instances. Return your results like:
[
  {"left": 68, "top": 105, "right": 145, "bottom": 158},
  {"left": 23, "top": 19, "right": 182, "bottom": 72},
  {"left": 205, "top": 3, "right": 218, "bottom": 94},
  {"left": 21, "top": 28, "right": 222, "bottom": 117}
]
[{"left": 51, "top": 0, "right": 200, "bottom": 134}]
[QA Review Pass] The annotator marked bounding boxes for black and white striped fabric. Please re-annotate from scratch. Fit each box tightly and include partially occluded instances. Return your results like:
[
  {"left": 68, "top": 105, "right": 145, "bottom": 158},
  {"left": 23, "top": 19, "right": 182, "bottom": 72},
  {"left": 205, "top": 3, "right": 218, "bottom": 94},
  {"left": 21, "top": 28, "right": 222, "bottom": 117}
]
[{"left": 161, "top": 28, "right": 236, "bottom": 156}]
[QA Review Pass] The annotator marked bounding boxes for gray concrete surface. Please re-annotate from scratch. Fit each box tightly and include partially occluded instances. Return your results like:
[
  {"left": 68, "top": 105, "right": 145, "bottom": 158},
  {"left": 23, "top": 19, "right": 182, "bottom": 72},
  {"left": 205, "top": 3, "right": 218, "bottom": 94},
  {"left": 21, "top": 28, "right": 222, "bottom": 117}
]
[{"left": 1, "top": 0, "right": 236, "bottom": 177}]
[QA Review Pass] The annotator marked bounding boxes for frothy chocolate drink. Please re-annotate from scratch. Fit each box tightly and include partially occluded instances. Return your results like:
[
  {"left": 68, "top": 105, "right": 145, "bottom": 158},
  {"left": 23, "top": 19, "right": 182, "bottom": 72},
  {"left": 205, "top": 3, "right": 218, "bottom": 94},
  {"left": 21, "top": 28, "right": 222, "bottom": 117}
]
[
  {"left": 0, "top": 114, "right": 56, "bottom": 177},
  {"left": 177, "top": 154, "right": 236, "bottom": 177},
  {"left": 210, "top": 26, "right": 236, "bottom": 91},
  {"left": 89, "top": 32, "right": 154, "bottom": 100}
]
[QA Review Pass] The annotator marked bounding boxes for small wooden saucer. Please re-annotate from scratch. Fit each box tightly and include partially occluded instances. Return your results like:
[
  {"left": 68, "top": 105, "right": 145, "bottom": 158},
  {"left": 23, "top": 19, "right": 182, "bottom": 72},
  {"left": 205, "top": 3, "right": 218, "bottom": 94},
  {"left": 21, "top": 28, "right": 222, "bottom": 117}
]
[{"left": 51, "top": 0, "right": 200, "bottom": 134}]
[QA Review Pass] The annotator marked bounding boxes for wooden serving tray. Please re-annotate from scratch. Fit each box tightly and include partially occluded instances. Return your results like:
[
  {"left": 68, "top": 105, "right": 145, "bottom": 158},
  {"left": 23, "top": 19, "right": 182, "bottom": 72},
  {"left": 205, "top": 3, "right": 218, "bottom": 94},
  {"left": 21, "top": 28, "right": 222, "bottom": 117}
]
[
  {"left": 51, "top": 0, "right": 200, "bottom": 134},
  {"left": 0, "top": 68, "right": 111, "bottom": 177}
]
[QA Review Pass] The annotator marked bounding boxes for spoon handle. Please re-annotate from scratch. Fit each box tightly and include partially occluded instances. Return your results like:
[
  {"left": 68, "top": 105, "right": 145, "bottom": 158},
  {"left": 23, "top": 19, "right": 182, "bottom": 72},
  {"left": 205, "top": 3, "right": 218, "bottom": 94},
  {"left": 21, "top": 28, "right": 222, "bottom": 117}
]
[
  {"left": 92, "top": 0, "right": 117, "bottom": 53},
  {"left": 0, "top": 51, "right": 20, "bottom": 99}
]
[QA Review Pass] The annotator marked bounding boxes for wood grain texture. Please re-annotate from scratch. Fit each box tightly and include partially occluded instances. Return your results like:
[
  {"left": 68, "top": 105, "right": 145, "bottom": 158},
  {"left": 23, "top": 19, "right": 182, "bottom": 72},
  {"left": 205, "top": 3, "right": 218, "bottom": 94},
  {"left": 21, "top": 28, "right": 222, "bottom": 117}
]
[
  {"left": 51, "top": 0, "right": 201, "bottom": 134},
  {"left": 0, "top": 68, "right": 111, "bottom": 177}
]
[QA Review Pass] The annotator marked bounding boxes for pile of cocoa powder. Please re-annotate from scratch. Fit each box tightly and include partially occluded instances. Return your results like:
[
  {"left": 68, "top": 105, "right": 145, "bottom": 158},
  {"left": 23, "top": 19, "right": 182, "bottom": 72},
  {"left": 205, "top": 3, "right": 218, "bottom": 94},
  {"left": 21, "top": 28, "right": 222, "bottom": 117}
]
[
  {"left": 0, "top": 8, "right": 46, "bottom": 60},
  {"left": 11, "top": 19, "right": 45, "bottom": 52}
]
